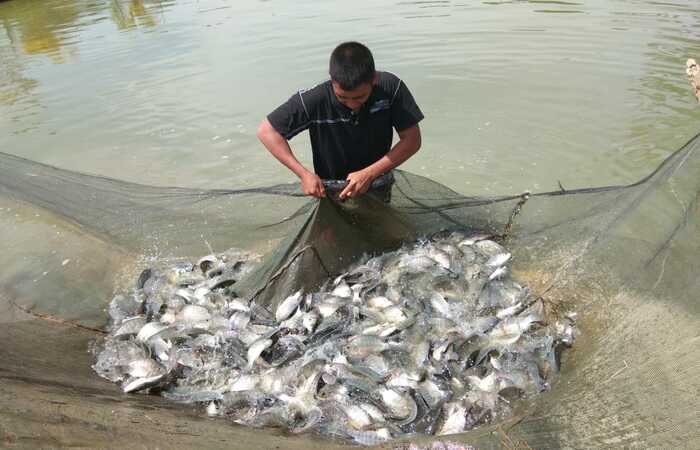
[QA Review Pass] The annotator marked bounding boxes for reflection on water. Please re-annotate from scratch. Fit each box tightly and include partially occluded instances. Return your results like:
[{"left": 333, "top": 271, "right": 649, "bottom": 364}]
[
  {"left": 0, "top": 38, "right": 38, "bottom": 107},
  {"left": 0, "top": 0, "right": 82, "bottom": 64},
  {"left": 0, "top": 0, "right": 170, "bottom": 132},
  {"left": 0, "top": 0, "right": 699, "bottom": 190},
  {"left": 0, "top": 0, "right": 82, "bottom": 131},
  {"left": 0, "top": 15, "right": 41, "bottom": 130},
  {"left": 0, "top": 0, "right": 167, "bottom": 62},
  {"left": 110, "top": 0, "right": 166, "bottom": 30}
]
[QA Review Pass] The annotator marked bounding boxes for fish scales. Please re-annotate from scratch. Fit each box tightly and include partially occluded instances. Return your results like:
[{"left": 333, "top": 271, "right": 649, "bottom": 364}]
[{"left": 94, "top": 235, "right": 577, "bottom": 445}]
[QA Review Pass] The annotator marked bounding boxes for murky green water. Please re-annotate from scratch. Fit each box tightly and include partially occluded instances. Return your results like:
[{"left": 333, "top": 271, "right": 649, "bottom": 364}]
[
  {"left": 1, "top": 3, "right": 700, "bottom": 448},
  {"left": 1, "top": 0, "right": 699, "bottom": 196}
]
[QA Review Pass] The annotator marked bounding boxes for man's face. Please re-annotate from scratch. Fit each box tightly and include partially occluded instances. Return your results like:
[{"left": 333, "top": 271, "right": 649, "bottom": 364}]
[{"left": 332, "top": 81, "right": 373, "bottom": 112}]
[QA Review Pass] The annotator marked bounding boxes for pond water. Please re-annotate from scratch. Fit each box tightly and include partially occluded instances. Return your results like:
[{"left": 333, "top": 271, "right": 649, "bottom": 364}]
[{"left": 1, "top": 0, "right": 699, "bottom": 197}]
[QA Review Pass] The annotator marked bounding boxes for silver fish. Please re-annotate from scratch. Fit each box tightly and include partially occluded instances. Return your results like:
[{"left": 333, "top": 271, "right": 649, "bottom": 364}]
[
  {"left": 126, "top": 358, "right": 165, "bottom": 378},
  {"left": 358, "top": 321, "right": 390, "bottom": 336},
  {"left": 230, "top": 374, "right": 259, "bottom": 392},
  {"left": 428, "top": 248, "right": 452, "bottom": 269},
  {"left": 496, "top": 302, "right": 523, "bottom": 319},
  {"left": 474, "top": 239, "right": 506, "bottom": 258},
  {"left": 122, "top": 374, "right": 164, "bottom": 393},
  {"left": 376, "top": 387, "right": 418, "bottom": 424},
  {"left": 97, "top": 234, "right": 576, "bottom": 444},
  {"left": 276, "top": 290, "right": 303, "bottom": 322},
  {"left": 196, "top": 254, "right": 220, "bottom": 274},
  {"left": 430, "top": 292, "right": 451, "bottom": 317},
  {"left": 246, "top": 338, "right": 273, "bottom": 370},
  {"left": 136, "top": 322, "right": 173, "bottom": 342},
  {"left": 380, "top": 305, "right": 408, "bottom": 323},
  {"left": 456, "top": 233, "right": 492, "bottom": 247},
  {"left": 159, "top": 309, "right": 177, "bottom": 325},
  {"left": 332, "top": 282, "right": 353, "bottom": 298},
  {"left": 486, "top": 252, "right": 511, "bottom": 268},
  {"left": 229, "top": 311, "right": 251, "bottom": 329},
  {"left": 177, "top": 304, "right": 211, "bottom": 324},
  {"left": 340, "top": 404, "right": 373, "bottom": 430},
  {"left": 359, "top": 403, "right": 386, "bottom": 423},
  {"left": 302, "top": 310, "right": 319, "bottom": 333},
  {"left": 366, "top": 295, "right": 394, "bottom": 309},
  {"left": 488, "top": 266, "right": 507, "bottom": 281},
  {"left": 174, "top": 288, "right": 195, "bottom": 303},
  {"left": 417, "top": 379, "right": 448, "bottom": 409},
  {"left": 345, "top": 427, "right": 392, "bottom": 446},
  {"left": 193, "top": 286, "right": 211, "bottom": 303},
  {"left": 113, "top": 315, "right": 147, "bottom": 338},
  {"left": 385, "top": 369, "right": 420, "bottom": 390},
  {"left": 344, "top": 336, "right": 395, "bottom": 359},
  {"left": 227, "top": 298, "right": 250, "bottom": 313},
  {"left": 398, "top": 255, "right": 440, "bottom": 272},
  {"left": 316, "top": 296, "right": 349, "bottom": 318},
  {"left": 436, "top": 401, "right": 467, "bottom": 436}
]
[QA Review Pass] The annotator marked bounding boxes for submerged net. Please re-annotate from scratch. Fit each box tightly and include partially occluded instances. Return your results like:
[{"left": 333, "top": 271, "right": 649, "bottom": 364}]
[{"left": 1, "top": 133, "right": 699, "bottom": 448}]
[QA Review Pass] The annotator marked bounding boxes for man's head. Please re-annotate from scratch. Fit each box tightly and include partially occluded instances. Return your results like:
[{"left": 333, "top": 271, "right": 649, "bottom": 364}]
[{"left": 329, "top": 42, "right": 377, "bottom": 111}]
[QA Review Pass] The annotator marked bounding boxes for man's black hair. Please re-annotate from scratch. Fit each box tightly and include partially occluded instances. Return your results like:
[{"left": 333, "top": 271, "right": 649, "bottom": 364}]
[{"left": 329, "top": 42, "right": 376, "bottom": 91}]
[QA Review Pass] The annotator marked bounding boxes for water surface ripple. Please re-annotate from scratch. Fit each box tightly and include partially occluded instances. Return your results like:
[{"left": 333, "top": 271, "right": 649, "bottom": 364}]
[{"left": 1, "top": 0, "right": 699, "bottom": 194}]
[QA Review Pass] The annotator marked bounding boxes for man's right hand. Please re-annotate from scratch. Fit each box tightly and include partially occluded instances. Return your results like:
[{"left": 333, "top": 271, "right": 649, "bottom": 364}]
[
  {"left": 256, "top": 119, "right": 325, "bottom": 198},
  {"left": 300, "top": 171, "right": 326, "bottom": 198}
]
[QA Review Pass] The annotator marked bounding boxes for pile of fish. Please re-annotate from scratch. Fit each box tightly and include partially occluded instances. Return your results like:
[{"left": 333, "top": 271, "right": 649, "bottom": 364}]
[{"left": 93, "top": 232, "right": 577, "bottom": 446}]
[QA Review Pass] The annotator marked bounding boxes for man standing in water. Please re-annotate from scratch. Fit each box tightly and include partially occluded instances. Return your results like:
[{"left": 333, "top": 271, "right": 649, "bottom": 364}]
[{"left": 256, "top": 41, "right": 424, "bottom": 200}]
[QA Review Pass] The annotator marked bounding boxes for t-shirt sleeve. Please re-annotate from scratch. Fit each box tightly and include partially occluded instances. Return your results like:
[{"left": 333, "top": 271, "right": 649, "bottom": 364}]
[
  {"left": 266, "top": 92, "right": 310, "bottom": 140},
  {"left": 390, "top": 80, "right": 424, "bottom": 132}
]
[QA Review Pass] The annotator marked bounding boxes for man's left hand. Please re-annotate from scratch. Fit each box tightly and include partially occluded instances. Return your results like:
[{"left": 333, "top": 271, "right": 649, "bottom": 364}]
[{"left": 339, "top": 168, "right": 378, "bottom": 200}]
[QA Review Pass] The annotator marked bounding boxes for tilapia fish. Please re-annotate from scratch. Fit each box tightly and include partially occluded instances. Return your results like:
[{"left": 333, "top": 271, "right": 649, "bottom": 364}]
[{"left": 93, "top": 232, "right": 577, "bottom": 445}]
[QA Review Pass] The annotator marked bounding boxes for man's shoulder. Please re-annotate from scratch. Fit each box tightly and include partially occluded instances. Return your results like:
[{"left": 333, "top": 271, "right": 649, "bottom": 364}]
[
  {"left": 375, "top": 71, "right": 403, "bottom": 99},
  {"left": 377, "top": 71, "right": 401, "bottom": 84},
  {"left": 297, "top": 80, "right": 332, "bottom": 103}
]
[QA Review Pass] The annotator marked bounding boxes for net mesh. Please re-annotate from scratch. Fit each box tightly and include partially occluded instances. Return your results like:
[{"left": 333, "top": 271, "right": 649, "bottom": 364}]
[{"left": 0, "top": 133, "right": 698, "bottom": 448}]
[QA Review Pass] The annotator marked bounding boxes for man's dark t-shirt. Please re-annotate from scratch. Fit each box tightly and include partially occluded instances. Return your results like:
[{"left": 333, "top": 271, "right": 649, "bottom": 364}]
[{"left": 267, "top": 71, "right": 424, "bottom": 180}]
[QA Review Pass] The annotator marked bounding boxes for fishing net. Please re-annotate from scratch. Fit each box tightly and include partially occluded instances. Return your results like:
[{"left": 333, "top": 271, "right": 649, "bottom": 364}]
[{"left": 0, "top": 132, "right": 698, "bottom": 449}]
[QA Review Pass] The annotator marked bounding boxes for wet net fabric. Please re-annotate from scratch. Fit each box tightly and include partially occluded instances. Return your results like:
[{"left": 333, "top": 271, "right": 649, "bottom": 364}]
[{"left": 1, "top": 133, "right": 699, "bottom": 448}]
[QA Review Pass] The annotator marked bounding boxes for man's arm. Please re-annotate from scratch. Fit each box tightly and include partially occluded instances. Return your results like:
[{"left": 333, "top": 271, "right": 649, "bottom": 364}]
[
  {"left": 256, "top": 119, "right": 325, "bottom": 198},
  {"left": 339, "top": 124, "right": 421, "bottom": 200}
]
